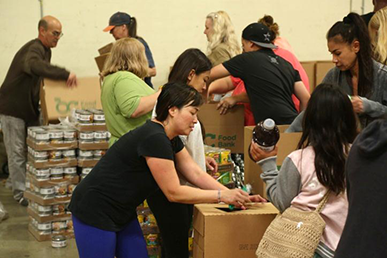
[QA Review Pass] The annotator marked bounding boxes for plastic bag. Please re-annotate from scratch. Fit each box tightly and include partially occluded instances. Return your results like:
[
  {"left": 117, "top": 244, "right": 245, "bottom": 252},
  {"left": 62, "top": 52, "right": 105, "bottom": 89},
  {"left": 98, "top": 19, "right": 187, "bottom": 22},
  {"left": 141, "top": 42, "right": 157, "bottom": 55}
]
[{"left": 0, "top": 201, "right": 9, "bottom": 222}]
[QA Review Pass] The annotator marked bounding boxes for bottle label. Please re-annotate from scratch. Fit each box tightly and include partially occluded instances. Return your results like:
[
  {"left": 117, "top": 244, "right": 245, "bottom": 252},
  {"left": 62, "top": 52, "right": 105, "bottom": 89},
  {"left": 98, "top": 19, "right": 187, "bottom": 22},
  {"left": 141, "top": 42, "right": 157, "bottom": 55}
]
[{"left": 258, "top": 145, "right": 275, "bottom": 152}]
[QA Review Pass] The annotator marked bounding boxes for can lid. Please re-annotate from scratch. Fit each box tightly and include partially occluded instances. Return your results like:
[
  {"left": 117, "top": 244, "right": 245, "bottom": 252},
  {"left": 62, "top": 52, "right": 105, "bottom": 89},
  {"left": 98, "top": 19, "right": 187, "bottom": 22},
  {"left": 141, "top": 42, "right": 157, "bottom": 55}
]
[
  {"left": 263, "top": 118, "right": 275, "bottom": 130},
  {"left": 52, "top": 235, "right": 66, "bottom": 241}
]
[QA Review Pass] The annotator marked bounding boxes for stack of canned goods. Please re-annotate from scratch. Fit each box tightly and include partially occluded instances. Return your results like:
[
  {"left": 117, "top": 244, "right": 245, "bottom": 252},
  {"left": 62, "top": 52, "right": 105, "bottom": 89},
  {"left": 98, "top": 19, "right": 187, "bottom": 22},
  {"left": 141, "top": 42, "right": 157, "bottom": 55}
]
[
  {"left": 78, "top": 149, "right": 106, "bottom": 160},
  {"left": 29, "top": 201, "right": 70, "bottom": 218},
  {"left": 74, "top": 109, "right": 106, "bottom": 126},
  {"left": 30, "top": 217, "right": 74, "bottom": 237},
  {"left": 78, "top": 131, "right": 110, "bottom": 144},
  {"left": 28, "top": 148, "right": 77, "bottom": 163},
  {"left": 26, "top": 164, "right": 78, "bottom": 181},
  {"left": 80, "top": 167, "right": 93, "bottom": 180},
  {"left": 28, "top": 126, "right": 77, "bottom": 145}
]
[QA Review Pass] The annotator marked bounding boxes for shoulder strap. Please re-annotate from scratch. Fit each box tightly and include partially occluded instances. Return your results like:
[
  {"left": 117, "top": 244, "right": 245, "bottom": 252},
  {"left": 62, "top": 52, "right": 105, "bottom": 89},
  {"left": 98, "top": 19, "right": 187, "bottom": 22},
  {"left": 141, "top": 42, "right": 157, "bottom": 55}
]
[{"left": 316, "top": 191, "right": 330, "bottom": 213}]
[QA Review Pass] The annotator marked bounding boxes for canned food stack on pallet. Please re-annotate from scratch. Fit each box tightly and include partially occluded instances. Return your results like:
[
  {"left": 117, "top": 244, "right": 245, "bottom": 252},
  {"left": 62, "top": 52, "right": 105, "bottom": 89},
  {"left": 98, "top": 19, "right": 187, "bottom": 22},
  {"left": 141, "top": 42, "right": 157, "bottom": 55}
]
[
  {"left": 137, "top": 201, "right": 161, "bottom": 258},
  {"left": 24, "top": 125, "right": 79, "bottom": 241},
  {"left": 204, "top": 145, "right": 234, "bottom": 187},
  {"left": 74, "top": 109, "right": 110, "bottom": 178}
]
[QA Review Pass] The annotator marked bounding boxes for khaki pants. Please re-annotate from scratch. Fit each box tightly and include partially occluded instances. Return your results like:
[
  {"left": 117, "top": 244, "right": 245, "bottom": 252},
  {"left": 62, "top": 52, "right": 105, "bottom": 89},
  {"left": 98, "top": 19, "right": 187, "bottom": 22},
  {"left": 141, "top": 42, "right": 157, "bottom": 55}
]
[{"left": 0, "top": 115, "right": 38, "bottom": 200}]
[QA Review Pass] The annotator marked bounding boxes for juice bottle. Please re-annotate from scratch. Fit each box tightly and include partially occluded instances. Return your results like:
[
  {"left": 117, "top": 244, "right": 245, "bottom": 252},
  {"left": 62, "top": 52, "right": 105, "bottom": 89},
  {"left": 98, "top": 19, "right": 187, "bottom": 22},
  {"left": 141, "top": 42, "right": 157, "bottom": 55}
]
[{"left": 252, "top": 118, "right": 280, "bottom": 152}]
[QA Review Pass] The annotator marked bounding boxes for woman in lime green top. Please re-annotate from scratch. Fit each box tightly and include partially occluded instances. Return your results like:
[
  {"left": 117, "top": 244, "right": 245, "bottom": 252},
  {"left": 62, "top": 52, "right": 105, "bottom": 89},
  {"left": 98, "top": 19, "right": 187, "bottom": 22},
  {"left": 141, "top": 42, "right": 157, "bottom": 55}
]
[{"left": 100, "top": 38, "right": 160, "bottom": 146}]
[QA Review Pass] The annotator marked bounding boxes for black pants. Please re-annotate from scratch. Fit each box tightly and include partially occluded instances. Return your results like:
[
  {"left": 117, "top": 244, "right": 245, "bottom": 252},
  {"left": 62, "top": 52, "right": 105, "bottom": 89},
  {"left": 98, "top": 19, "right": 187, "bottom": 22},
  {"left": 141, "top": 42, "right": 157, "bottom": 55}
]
[{"left": 147, "top": 189, "right": 193, "bottom": 258}]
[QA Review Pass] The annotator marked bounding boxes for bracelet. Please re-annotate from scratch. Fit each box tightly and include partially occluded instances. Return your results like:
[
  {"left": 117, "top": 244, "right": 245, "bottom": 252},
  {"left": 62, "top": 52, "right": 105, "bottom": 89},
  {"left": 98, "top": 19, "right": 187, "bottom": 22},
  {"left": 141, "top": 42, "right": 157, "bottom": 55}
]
[{"left": 217, "top": 190, "right": 221, "bottom": 203}]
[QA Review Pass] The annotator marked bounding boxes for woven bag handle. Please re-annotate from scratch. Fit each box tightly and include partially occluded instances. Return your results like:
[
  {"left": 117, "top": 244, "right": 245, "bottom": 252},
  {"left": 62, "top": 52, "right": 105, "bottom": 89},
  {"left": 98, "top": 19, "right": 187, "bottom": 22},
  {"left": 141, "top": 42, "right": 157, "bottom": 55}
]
[{"left": 316, "top": 191, "right": 330, "bottom": 213}]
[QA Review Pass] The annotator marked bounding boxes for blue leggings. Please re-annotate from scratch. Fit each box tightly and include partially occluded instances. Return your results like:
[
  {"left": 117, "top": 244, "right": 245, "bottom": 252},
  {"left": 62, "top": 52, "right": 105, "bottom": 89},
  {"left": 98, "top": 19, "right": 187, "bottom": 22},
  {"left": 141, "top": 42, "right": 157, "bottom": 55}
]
[{"left": 72, "top": 215, "right": 148, "bottom": 258}]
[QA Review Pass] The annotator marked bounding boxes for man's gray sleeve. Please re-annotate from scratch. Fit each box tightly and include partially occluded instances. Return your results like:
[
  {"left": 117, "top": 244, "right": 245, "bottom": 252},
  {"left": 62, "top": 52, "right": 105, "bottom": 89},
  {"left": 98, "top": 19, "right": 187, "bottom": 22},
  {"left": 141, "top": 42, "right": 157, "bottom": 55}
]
[{"left": 258, "top": 156, "right": 302, "bottom": 213}]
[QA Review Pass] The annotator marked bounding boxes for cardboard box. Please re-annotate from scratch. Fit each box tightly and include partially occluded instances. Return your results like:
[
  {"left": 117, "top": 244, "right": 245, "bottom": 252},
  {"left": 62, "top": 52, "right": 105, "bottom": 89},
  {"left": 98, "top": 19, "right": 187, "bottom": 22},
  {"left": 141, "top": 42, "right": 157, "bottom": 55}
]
[
  {"left": 27, "top": 137, "right": 78, "bottom": 151},
  {"left": 28, "top": 174, "right": 79, "bottom": 188},
  {"left": 244, "top": 125, "right": 301, "bottom": 197},
  {"left": 28, "top": 223, "right": 74, "bottom": 242},
  {"left": 41, "top": 77, "right": 102, "bottom": 124},
  {"left": 27, "top": 156, "right": 78, "bottom": 169},
  {"left": 198, "top": 103, "right": 245, "bottom": 153},
  {"left": 95, "top": 53, "right": 110, "bottom": 73},
  {"left": 315, "top": 61, "right": 335, "bottom": 87},
  {"left": 193, "top": 203, "right": 278, "bottom": 258},
  {"left": 78, "top": 142, "right": 109, "bottom": 150},
  {"left": 98, "top": 42, "right": 113, "bottom": 55},
  {"left": 77, "top": 159, "right": 98, "bottom": 167},
  {"left": 300, "top": 61, "right": 316, "bottom": 92},
  {"left": 76, "top": 124, "right": 107, "bottom": 132},
  {"left": 27, "top": 207, "right": 71, "bottom": 223},
  {"left": 24, "top": 191, "right": 71, "bottom": 206}
]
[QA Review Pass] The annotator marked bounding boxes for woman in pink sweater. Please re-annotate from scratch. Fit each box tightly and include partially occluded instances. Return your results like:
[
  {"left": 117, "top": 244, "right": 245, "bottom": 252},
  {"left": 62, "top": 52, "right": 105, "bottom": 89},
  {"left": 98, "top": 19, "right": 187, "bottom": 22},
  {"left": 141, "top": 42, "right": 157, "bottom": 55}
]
[{"left": 250, "top": 84, "right": 358, "bottom": 258}]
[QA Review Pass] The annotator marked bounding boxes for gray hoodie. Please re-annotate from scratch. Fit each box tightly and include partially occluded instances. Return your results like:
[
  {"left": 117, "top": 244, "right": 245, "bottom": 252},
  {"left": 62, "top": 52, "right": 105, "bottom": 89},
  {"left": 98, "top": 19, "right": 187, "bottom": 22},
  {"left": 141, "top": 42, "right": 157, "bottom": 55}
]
[{"left": 334, "top": 119, "right": 387, "bottom": 258}]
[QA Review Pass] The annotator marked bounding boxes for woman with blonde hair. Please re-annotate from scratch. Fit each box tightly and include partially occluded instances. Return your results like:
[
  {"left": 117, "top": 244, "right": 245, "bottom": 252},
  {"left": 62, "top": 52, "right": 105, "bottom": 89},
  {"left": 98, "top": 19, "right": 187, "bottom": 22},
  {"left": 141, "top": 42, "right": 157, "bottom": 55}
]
[
  {"left": 369, "top": 7, "right": 387, "bottom": 64},
  {"left": 204, "top": 11, "right": 241, "bottom": 66},
  {"left": 101, "top": 37, "right": 160, "bottom": 146}
]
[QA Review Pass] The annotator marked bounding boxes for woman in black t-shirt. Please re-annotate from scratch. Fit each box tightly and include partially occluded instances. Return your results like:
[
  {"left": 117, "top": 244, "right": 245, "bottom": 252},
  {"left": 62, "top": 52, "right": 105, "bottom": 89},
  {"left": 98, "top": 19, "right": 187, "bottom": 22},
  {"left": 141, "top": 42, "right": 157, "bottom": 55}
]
[{"left": 69, "top": 82, "right": 265, "bottom": 258}]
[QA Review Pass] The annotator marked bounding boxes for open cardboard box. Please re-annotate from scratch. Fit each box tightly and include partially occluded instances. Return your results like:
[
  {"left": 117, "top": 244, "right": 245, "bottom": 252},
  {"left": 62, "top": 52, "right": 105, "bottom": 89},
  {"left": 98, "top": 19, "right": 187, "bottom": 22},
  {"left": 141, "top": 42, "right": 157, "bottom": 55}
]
[
  {"left": 198, "top": 103, "right": 244, "bottom": 153},
  {"left": 193, "top": 203, "right": 278, "bottom": 258},
  {"left": 40, "top": 77, "right": 102, "bottom": 124},
  {"left": 244, "top": 125, "right": 301, "bottom": 198}
]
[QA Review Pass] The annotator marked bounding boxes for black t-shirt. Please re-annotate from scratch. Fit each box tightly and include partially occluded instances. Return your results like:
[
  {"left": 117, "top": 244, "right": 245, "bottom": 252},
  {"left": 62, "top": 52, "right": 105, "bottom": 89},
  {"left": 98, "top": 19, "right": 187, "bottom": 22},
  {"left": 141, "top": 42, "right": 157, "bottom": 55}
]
[
  {"left": 223, "top": 48, "right": 301, "bottom": 125},
  {"left": 69, "top": 120, "right": 184, "bottom": 231}
]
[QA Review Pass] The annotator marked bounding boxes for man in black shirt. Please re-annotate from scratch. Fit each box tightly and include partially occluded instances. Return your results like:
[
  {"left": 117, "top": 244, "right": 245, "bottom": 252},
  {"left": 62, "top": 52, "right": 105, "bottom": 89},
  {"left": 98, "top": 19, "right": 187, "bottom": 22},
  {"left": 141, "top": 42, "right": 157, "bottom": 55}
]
[
  {"left": 208, "top": 23, "right": 309, "bottom": 125},
  {"left": 0, "top": 16, "right": 77, "bottom": 206},
  {"left": 360, "top": 0, "right": 387, "bottom": 25}
]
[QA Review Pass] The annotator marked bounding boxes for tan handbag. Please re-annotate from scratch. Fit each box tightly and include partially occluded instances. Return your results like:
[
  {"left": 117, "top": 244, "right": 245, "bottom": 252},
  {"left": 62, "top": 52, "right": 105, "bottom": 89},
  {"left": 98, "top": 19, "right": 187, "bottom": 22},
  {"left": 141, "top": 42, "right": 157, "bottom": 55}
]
[{"left": 256, "top": 192, "right": 330, "bottom": 258}]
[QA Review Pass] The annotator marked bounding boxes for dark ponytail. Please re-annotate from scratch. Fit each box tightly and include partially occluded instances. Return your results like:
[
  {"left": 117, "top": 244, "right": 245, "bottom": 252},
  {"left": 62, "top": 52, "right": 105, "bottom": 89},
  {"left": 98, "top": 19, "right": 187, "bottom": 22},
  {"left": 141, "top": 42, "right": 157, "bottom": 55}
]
[
  {"left": 128, "top": 17, "right": 138, "bottom": 38},
  {"left": 327, "top": 13, "right": 374, "bottom": 97}
]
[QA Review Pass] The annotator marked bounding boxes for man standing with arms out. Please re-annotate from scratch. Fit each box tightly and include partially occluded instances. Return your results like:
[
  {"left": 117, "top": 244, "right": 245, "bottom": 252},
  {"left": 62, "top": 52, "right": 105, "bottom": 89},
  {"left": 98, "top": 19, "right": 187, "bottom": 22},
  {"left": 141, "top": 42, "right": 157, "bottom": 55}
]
[
  {"left": 208, "top": 23, "right": 310, "bottom": 125},
  {"left": 0, "top": 15, "right": 77, "bottom": 206}
]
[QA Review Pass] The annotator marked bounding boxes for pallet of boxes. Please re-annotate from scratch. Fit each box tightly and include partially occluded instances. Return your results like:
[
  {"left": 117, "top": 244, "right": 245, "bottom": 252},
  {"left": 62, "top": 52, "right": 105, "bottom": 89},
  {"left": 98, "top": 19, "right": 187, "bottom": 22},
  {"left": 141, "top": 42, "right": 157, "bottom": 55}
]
[{"left": 24, "top": 125, "right": 79, "bottom": 241}]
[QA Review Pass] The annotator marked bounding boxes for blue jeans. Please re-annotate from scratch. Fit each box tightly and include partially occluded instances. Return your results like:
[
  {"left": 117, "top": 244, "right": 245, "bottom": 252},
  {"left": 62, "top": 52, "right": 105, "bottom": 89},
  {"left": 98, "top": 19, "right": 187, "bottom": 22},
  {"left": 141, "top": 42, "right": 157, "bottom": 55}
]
[{"left": 72, "top": 215, "right": 148, "bottom": 258}]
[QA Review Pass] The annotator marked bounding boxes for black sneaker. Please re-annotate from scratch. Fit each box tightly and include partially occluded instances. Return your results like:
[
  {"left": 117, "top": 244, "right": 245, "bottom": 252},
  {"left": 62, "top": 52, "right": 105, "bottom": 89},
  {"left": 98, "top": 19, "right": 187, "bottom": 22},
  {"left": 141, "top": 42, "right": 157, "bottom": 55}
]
[{"left": 18, "top": 197, "right": 28, "bottom": 207}]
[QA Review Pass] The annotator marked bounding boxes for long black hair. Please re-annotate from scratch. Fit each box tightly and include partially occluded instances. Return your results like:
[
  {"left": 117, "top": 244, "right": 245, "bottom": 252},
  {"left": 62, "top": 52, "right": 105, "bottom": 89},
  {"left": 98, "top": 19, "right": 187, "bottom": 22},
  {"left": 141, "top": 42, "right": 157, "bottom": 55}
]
[
  {"left": 168, "top": 48, "right": 212, "bottom": 83},
  {"left": 298, "top": 83, "right": 358, "bottom": 194},
  {"left": 155, "top": 82, "right": 204, "bottom": 122},
  {"left": 327, "top": 12, "right": 374, "bottom": 97}
]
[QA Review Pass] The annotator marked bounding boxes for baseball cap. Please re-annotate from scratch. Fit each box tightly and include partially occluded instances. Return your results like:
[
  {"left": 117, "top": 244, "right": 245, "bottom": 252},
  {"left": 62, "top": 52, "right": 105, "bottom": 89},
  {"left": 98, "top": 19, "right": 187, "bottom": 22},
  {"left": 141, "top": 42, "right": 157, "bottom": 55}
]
[
  {"left": 242, "top": 23, "right": 277, "bottom": 49},
  {"left": 103, "top": 12, "right": 131, "bottom": 32}
]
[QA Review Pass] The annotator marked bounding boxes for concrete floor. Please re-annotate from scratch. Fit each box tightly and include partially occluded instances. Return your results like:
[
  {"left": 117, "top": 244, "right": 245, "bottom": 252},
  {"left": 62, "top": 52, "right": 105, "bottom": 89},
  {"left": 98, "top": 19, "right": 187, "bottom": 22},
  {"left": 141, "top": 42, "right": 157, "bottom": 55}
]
[{"left": 0, "top": 183, "right": 79, "bottom": 258}]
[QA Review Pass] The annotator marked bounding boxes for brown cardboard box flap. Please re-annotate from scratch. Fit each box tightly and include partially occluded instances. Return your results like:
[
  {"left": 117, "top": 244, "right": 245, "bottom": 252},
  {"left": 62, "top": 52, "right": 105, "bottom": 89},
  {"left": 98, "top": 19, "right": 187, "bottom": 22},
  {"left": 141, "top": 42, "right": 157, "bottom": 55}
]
[
  {"left": 98, "top": 42, "right": 113, "bottom": 55},
  {"left": 41, "top": 77, "right": 102, "bottom": 124},
  {"left": 95, "top": 53, "right": 110, "bottom": 73}
]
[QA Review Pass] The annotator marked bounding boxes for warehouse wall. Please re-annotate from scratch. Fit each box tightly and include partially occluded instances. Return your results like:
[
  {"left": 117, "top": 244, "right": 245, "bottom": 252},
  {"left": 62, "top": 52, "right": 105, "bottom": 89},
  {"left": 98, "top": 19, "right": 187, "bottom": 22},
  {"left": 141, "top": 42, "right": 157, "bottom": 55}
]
[{"left": 0, "top": 0, "right": 373, "bottom": 88}]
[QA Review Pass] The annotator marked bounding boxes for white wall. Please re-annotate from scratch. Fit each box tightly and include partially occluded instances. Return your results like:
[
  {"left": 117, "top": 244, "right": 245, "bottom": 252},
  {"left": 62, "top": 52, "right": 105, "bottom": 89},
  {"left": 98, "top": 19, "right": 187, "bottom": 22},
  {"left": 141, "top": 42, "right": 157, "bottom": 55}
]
[{"left": 0, "top": 0, "right": 373, "bottom": 88}]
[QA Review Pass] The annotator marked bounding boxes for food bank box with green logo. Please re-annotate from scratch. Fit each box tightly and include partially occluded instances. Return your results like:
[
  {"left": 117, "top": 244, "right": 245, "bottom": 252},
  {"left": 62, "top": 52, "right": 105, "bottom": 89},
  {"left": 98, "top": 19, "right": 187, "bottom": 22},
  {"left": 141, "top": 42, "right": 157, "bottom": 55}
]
[
  {"left": 41, "top": 77, "right": 102, "bottom": 124},
  {"left": 198, "top": 103, "right": 244, "bottom": 153}
]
